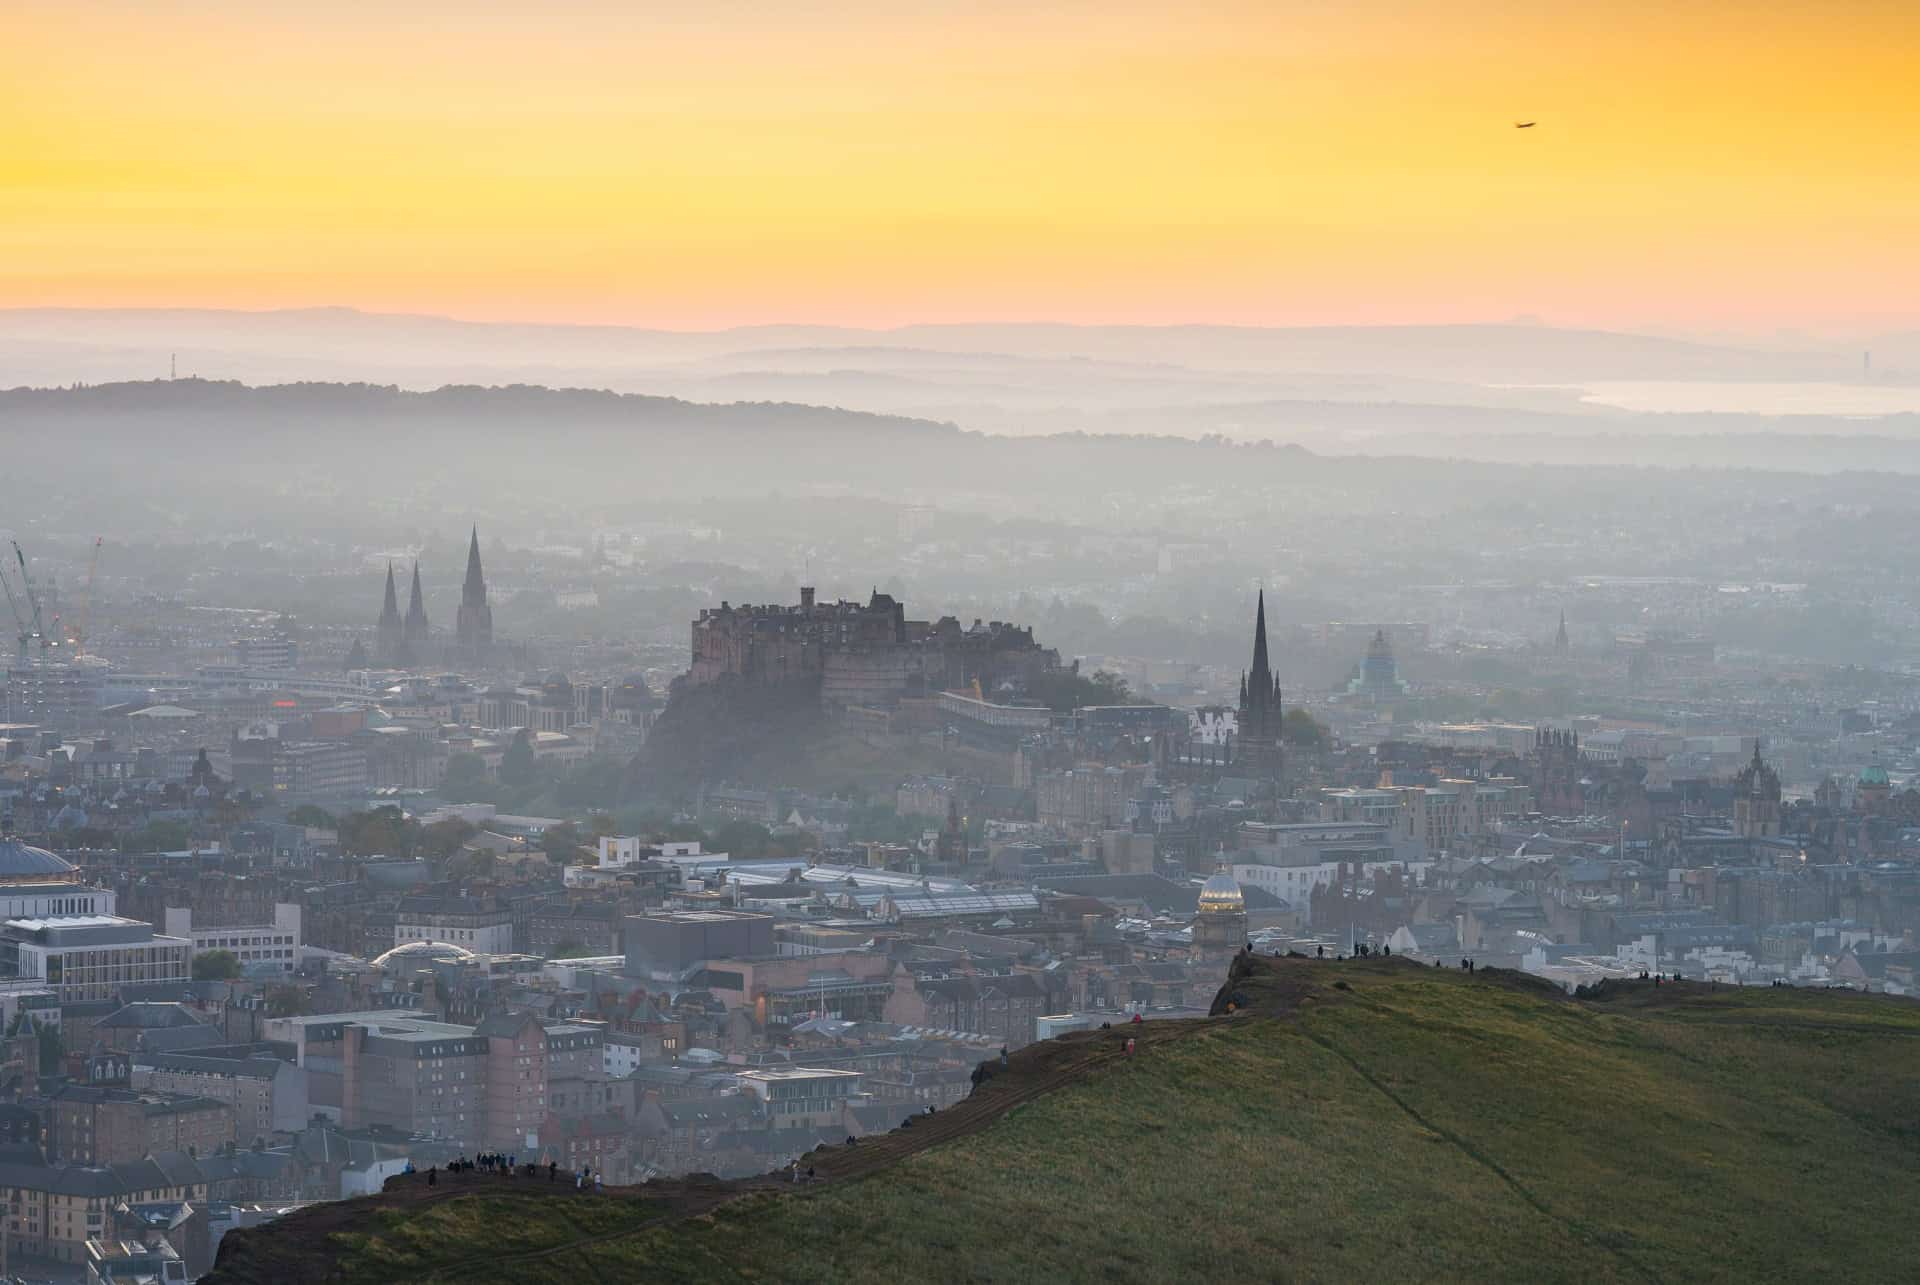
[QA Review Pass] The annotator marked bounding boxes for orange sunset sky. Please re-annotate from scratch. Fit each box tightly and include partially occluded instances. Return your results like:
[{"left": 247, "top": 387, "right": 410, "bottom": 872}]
[{"left": 4, "top": 0, "right": 1917, "bottom": 332}]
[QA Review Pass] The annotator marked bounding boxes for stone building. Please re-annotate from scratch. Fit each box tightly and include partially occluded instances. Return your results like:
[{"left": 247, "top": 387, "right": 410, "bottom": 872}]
[
  {"left": 1533, "top": 728, "right": 1585, "bottom": 816},
  {"left": 47, "top": 1083, "right": 234, "bottom": 1165},
  {"left": 687, "top": 589, "right": 1059, "bottom": 712},
  {"left": 1037, "top": 764, "right": 1150, "bottom": 836},
  {"left": 0, "top": 1152, "right": 206, "bottom": 1267},
  {"left": 1732, "top": 744, "right": 1783, "bottom": 839},
  {"left": 134, "top": 1050, "right": 308, "bottom": 1146}
]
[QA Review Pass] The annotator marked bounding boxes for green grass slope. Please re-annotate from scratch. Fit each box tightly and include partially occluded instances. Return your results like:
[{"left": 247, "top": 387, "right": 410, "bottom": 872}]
[{"left": 206, "top": 959, "right": 1920, "bottom": 1284}]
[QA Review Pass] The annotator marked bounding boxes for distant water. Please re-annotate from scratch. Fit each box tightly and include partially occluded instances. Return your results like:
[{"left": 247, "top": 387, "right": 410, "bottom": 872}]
[{"left": 1574, "top": 381, "right": 1920, "bottom": 417}]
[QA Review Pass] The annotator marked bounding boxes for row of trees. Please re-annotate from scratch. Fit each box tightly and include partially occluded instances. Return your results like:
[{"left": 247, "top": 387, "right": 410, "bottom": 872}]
[{"left": 437, "top": 731, "right": 636, "bottom": 816}]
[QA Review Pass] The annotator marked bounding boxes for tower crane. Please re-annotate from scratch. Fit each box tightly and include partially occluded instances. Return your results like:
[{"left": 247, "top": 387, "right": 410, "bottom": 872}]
[
  {"left": 0, "top": 558, "right": 29, "bottom": 663},
  {"left": 10, "top": 542, "right": 56, "bottom": 657}
]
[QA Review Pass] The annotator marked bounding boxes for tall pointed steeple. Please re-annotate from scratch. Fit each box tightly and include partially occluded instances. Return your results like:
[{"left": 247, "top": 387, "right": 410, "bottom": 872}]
[
  {"left": 376, "top": 562, "right": 403, "bottom": 664},
  {"left": 1238, "top": 589, "right": 1282, "bottom": 752},
  {"left": 1250, "top": 589, "right": 1270, "bottom": 687},
  {"left": 457, "top": 526, "right": 494, "bottom": 657},
  {"left": 405, "top": 561, "right": 431, "bottom": 643},
  {"left": 463, "top": 527, "right": 485, "bottom": 598}
]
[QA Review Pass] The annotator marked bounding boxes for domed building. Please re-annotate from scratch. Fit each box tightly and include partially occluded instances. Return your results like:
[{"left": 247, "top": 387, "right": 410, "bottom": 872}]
[
  {"left": 1192, "top": 868, "right": 1248, "bottom": 957},
  {"left": 0, "top": 830, "right": 80, "bottom": 882},
  {"left": 1345, "top": 628, "right": 1409, "bottom": 704},
  {"left": 0, "top": 814, "right": 189, "bottom": 1001},
  {"left": 0, "top": 812, "right": 115, "bottom": 917}
]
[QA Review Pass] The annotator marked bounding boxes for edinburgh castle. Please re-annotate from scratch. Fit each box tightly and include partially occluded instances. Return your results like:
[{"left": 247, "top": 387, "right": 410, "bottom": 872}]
[{"left": 687, "top": 588, "right": 1061, "bottom": 711}]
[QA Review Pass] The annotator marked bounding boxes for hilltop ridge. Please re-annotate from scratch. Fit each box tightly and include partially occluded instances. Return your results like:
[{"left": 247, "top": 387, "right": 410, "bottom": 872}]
[{"left": 206, "top": 956, "right": 1920, "bottom": 1284}]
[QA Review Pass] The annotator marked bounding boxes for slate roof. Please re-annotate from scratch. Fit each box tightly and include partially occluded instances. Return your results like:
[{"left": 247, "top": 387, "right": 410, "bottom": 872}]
[
  {"left": 0, "top": 1151, "right": 204, "bottom": 1197},
  {"left": 99, "top": 1003, "right": 214, "bottom": 1031}
]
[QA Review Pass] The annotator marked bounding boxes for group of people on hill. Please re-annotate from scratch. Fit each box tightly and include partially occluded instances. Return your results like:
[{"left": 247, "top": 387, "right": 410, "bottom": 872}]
[
  {"left": 1297, "top": 933, "right": 1443, "bottom": 960},
  {"left": 415, "top": 1154, "right": 603, "bottom": 1192}
]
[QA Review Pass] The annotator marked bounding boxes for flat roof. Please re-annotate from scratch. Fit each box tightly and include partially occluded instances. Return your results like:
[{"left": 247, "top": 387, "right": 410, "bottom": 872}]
[
  {"left": 273, "top": 1009, "right": 452, "bottom": 1031},
  {"left": 631, "top": 909, "right": 767, "bottom": 923},
  {"left": 5, "top": 914, "right": 139, "bottom": 931},
  {"left": 737, "top": 1067, "right": 863, "bottom": 1081}
]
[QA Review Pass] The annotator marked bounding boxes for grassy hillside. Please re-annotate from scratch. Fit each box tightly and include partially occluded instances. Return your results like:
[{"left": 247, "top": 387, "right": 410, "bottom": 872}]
[{"left": 206, "top": 959, "right": 1920, "bottom": 1284}]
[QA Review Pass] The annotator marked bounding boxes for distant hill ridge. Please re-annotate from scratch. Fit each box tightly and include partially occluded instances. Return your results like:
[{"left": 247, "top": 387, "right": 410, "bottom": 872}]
[
  {"left": 0, "top": 376, "right": 956, "bottom": 434},
  {"left": 0, "top": 305, "right": 1885, "bottom": 386}
]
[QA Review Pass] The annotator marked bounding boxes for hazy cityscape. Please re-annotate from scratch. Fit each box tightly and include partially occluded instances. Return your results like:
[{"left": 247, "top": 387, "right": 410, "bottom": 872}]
[
  {"left": 0, "top": 323, "right": 1917, "bottom": 1277},
  {"left": 7, "top": 0, "right": 1920, "bottom": 1280}
]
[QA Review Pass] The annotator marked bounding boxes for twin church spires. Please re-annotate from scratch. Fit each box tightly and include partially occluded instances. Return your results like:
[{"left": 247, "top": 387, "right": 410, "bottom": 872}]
[{"left": 369, "top": 527, "right": 492, "bottom": 667}]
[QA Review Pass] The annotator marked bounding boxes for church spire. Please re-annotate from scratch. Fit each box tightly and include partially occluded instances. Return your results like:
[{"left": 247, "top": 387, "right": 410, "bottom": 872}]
[
  {"left": 463, "top": 526, "right": 485, "bottom": 599},
  {"left": 405, "top": 561, "right": 430, "bottom": 642},
  {"left": 379, "top": 562, "right": 400, "bottom": 626},
  {"left": 376, "top": 562, "right": 404, "bottom": 664},
  {"left": 1251, "top": 589, "right": 1270, "bottom": 687},
  {"left": 457, "top": 525, "right": 494, "bottom": 656},
  {"left": 1239, "top": 589, "right": 1281, "bottom": 750}
]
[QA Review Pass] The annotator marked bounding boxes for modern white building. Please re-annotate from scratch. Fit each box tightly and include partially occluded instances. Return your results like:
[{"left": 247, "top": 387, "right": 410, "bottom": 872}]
[
  {"left": 163, "top": 903, "right": 302, "bottom": 976},
  {"left": 0, "top": 830, "right": 166, "bottom": 1001},
  {"left": 393, "top": 896, "right": 513, "bottom": 954},
  {"left": 1230, "top": 821, "right": 1432, "bottom": 924},
  {"left": 0, "top": 916, "right": 191, "bottom": 1002},
  {"left": 736, "top": 1067, "right": 864, "bottom": 1127}
]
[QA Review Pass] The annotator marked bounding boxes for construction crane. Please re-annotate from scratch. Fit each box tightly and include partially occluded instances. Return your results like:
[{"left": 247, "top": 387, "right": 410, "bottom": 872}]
[
  {"left": 68, "top": 536, "right": 102, "bottom": 653},
  {"left": 0, "top": 555, "right": 29, "bottom": 663},
  {"left": 10, "top": 542, "right": 56, "bottom": 657}
]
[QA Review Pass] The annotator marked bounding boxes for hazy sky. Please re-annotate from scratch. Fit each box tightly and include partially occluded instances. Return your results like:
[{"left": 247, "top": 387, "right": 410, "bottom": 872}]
[{"left": 5, "top": 1, "right": 1917, "bottom": 332}]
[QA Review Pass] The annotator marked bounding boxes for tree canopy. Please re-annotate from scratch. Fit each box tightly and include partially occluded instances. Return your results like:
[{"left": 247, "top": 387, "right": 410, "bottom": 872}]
[
  {"left": 1027, "top": 668, "right": 1134, "bottom": 712},
  {"left": 1281, "top": 707, "right": 1333, "bottom": 750},
  {"left": 500, "top": 730, "right": 537, "bottom": 787},
  {"left": 121, "top": 819, "right": 191, "bottom": 853},
  {"left": 192, "top": 949, "right": 244, "bottom": 981}
]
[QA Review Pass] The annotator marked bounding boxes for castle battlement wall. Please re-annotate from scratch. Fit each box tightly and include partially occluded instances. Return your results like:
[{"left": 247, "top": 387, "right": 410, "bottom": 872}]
[{"left": 687, "top": 590, "right": 1058, "bottom": 711}]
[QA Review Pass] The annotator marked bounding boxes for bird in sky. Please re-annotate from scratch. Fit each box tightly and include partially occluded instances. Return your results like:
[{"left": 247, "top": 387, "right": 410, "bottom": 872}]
[{"left": 1514, "top": 121, "right": 1537, "bottom": 129}]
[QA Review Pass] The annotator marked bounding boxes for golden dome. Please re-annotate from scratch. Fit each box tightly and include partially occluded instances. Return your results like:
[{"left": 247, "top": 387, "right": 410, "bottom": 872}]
[{"left": 1197, "top": 871, "right": 1245, "bottom": 914}]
